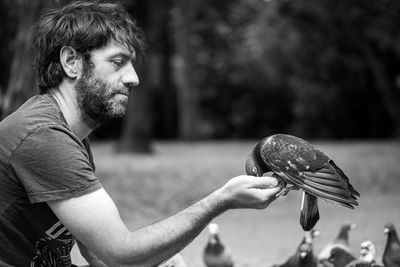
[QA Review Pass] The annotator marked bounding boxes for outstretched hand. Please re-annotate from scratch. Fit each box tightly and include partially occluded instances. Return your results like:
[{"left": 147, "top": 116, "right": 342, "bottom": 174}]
[{"left": 219, "top": 175, "right": 283, "bottom": 210}]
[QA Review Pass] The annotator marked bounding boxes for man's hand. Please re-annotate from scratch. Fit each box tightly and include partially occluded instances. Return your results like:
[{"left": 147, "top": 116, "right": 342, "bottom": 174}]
[{"left": 218, "top": 175, "right": 282, "bottom": 210}]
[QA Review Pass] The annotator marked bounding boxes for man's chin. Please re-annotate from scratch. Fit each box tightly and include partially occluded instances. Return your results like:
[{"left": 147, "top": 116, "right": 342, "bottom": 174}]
[{"left": 107, "top": 106, "right": 128, "bottom": 119}]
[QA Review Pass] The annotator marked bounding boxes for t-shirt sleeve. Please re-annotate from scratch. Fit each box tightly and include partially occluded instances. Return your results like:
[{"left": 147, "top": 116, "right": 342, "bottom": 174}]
[{"left": 9, "top": 125, "right": 102, "bottom": 203}]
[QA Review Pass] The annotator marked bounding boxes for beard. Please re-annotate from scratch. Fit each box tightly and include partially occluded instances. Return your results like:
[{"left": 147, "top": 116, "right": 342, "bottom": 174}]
[{"left": 75, "top": 70, "right": 129, "bottom": 128}]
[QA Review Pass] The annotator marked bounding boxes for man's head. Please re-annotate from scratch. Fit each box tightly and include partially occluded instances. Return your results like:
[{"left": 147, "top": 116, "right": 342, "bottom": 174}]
[
  {"left": 34, "top": 1, "right": 146, "bottom": 126},
  {"left": 33, "top": 1, "right": 145, "bottom": 94}
]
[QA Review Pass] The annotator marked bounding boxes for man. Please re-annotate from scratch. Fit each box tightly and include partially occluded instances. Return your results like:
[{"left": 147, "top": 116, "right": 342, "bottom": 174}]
[{"left": 0, "top": 1, "right": 282, "bottom": 266}]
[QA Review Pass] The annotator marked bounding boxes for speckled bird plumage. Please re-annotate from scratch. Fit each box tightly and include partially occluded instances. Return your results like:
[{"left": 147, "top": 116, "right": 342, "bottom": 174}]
[{"left": 245, "top": 134, "right": 360, "bottom": 231}]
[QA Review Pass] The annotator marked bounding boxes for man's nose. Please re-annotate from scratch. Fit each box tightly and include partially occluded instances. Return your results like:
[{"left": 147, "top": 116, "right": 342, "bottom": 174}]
[{"left": 122, "top": 63, "right": 139, "bottom": 88}]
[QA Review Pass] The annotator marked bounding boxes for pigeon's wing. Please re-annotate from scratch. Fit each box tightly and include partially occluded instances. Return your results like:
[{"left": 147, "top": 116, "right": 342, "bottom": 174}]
[
  {"left": 260, "top": 135, "right": 358, "bottom": 207},
  {"left": 392, "top": 250, "right": 400, "bottom": 265}
]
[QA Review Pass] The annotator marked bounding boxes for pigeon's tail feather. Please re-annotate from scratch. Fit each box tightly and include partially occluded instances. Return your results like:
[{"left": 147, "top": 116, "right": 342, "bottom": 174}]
[
  {"left": 300, "top": 192, "right": 320, "bottom": 231},
  {"left": 330, "top": 160, "right": 360, "bottom": 197},
  {"left": 284, "top": 172, "right": 359, "bottom": 208}
]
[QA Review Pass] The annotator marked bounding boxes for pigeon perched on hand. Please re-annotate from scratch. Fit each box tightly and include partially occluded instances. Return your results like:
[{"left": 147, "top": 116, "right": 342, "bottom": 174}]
[
  {"left": 203, "top": 223, "right": 234, "bottom": 267},
  {"left": 245, "top": 134, "right": 360, "bottom": 231},
  {"left": 272, "top": 230, "right": 319, "bottom": 267},
  {"left": 318, "top": 222, "right": 356, "bottom": 266},
  {"left": 383, "top": 223, "right": 400, "bottom": 267}
]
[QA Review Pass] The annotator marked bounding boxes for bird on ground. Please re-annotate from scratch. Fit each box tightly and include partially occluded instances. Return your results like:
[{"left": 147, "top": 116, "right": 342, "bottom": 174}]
[
  {"left": 245, "top": 134, "right": 359, "bottom": 231},
  {"left": 328, "top": 247, "right": 356, "bottom": 267},
  {"left": 383, "top": 223, "right": 400, "bottom": 267},
  {"left": 359, "top": 240, "right": 377, "bottom": 264},
  {"left": 318, "top": 222, "right": 356, "bottom": 266},
  {"left": 328, "top": 242, "right": 384, "bottom": 267},
  {"left": 203, "top": 223, "right": 234, "bottom": 267},
  {"left": 272, "top": 230, "right": 319, "bottom": 267},
  {"left": 350, "top": 240, "right": 384, "bottom": 267},
  {"left": 347, "top": 261, "right": 384, "bottom": 267}
]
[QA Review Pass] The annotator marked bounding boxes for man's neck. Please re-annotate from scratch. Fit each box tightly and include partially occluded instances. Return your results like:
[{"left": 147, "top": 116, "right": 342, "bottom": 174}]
[{"left": 49, "top": 85, "right": 93, "bottom": 140}]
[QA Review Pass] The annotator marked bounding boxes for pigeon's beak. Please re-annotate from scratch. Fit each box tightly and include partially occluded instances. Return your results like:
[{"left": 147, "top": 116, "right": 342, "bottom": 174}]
[
  {"left": 300, "top": 252, "right": 307, "bottom": 259},
  {"left": 384, "top": 228, "right": 390, "bottom": 234}
]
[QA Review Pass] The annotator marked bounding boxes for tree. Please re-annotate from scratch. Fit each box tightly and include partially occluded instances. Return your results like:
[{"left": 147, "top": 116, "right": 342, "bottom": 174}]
[
  {"left": 282, "top": 0, "right": 400, "bottom": 138},
  {"left": 171, "top": 0, "right": 204, "bottom": 140},
  {"left": 1, "top": 0, "right": 54, "bottom": 119}
]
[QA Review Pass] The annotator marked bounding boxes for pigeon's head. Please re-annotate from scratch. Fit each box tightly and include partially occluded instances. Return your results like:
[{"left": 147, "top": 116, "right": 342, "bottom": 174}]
[
  {"left": 299, "top": 243, "right": 312, "bottom": 259},
  {"left": 207, "top": 223, "right": 221, "bottom": 245},
  {"left": 384, "top": 223, "right": 396, "bottom": 234},
  {"left": 310, "top": 229, "right": 320, "bottom": 240},
  {"left": 343, "top": 221, "right": 356, "bottom": 231},
  {"left": 360, "top": 240, "right": 376, "bottom": 262},
  {"left": 245, "top": 156, "right": 263, "bottom": 177},
  {"left": 245, "top": 147, "right": 270, "bottom": 177}
]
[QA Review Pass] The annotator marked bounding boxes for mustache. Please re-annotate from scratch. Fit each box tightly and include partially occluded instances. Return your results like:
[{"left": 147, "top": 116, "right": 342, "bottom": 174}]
[{"left": 111, "top": 88, "right": 130, "bottom": 96}]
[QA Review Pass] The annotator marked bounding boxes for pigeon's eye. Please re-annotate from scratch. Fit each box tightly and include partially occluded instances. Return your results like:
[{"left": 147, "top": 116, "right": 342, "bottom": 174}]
[{"left": 252, "top": 167, "right": 258, "bottom": 174}]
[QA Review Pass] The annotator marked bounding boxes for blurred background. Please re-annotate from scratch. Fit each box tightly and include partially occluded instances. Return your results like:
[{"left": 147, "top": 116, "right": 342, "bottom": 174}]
[
  {"left": 0, "top": 0, "right": 399, "bottom": 266},
  {"left": 1, "top": 0, "right": 400, "bottom": 145}
]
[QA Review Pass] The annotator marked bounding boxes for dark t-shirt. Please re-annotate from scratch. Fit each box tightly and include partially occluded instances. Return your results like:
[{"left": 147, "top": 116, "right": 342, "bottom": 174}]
[{"left": 0, "top": 94, "right": 102, "bottom": 266}]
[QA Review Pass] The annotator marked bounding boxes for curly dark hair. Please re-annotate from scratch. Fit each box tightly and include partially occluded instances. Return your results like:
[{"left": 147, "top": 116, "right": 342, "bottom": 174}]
[{"left": 33, "top": 1, "right": 146, "bottom": 94}]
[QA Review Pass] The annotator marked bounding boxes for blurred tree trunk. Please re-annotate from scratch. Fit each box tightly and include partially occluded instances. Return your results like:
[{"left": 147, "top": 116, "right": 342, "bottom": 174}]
[
  {"left": 158, "top": 6, "right": 177, "bottom": 139},
  {"left": 1, "top": 0, "right": 53, "bottom": 119},
  {"left": 360, "top": 43, "right": 400, "bottom": 137},
  {"left": 118, "top": 1, "right": 171, "bottom": 153},
  {"left": 117, "top": 66, "right": 153, "bottom": 153},
  {"left": 171, "top": 0, "right": 202, "bottom": 140}
]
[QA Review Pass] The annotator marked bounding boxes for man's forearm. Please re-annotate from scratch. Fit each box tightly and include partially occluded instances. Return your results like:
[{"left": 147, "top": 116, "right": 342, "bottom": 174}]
[
  {"left": 77, "top": 241, "right": 108, "bottom": 267},
  {"left": 114, "top": 188, "right": 228, "bottom": 266}
]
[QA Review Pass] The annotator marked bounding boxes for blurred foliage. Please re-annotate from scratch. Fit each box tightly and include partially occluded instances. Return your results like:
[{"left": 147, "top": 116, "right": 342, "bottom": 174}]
[
  {"left": 1, "top": 0, "right": 399, "bottom": 139},
  {"left": 185, "top": 0, "right": 400, "bottom": 139}
]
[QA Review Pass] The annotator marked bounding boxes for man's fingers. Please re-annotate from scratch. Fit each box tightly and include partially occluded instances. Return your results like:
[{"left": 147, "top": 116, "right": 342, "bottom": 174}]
[{"left": 251, "top": 176, "right": 280, "bottom": 189}]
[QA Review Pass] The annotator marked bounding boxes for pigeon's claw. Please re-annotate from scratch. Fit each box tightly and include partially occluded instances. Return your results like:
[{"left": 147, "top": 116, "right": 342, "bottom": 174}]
[
  {"left": 275, "top": 179, "right": 299, "bottom": 197},
  {"left": 280, "top": 184, "right": 299, "bottom": 197}
]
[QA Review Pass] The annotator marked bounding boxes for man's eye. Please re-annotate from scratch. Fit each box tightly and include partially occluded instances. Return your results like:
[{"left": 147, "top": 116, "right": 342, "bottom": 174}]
[{"left": 112, "top": 60, "right": 124, "bottom": 67}]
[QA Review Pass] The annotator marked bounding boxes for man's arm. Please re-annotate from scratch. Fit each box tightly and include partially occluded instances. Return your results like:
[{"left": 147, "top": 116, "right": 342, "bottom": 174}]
[
  {"left": 77, "top": 241, "right": 108, "bottom": 267},
  {"left": 78, "top": 241, "right": 187, "bottom": 267},
  {"left": 48, "top": 175, "right": 281, "bottom": 266}
]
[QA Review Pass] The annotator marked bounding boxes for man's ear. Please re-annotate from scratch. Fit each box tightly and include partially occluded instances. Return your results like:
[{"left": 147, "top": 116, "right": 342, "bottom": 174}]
[{"left": 60, "top": 46, "right": 81, "bottom": 79}]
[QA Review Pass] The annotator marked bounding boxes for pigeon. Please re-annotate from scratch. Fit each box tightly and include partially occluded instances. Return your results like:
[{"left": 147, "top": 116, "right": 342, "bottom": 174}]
[
  {"left": 329, "top": 240, "right": 383, "bottom": 267},
  {"left": 328, "top": 240, "right": 385, "bottom": 267},
  {"left": 272, "top": 230, "right": 319, "bottom": 267},
  {"left": 245, "top": 134, "right": 360, "bottom": 231},
  {"left": 318, "top": 222, "right": 356, "bottom": 266},
  {"left": 347, "top": 240, "right": 385, "bottom": 267},
  {"left": 359, "top": 241, "right": 377, "bottom": 264},
  {"left": 203, "top": 223, "right": 234, "bottom": 267},
  {"left": 328, "top": 247, "right": 356, "bottom": 267},
  {"left": 383, "top": 223, "right": 400, "bottom": 267},
  {"left": 347, "top": 261, "right": 384, "bottom": 267}
]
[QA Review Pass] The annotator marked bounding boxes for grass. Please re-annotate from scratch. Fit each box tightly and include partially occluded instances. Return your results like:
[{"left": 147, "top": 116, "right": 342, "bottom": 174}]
[{"left": 72, "top": 140, "right": 400, "bottom": 266}]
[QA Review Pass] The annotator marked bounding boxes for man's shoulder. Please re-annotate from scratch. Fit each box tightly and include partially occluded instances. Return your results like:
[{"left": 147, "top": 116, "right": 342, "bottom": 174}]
[
  {"left": 0, "top": 95, "right": 70, "bottom": 159},
  {"left": 1, "top": 94, "right": 66, "bottom": 129}
]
